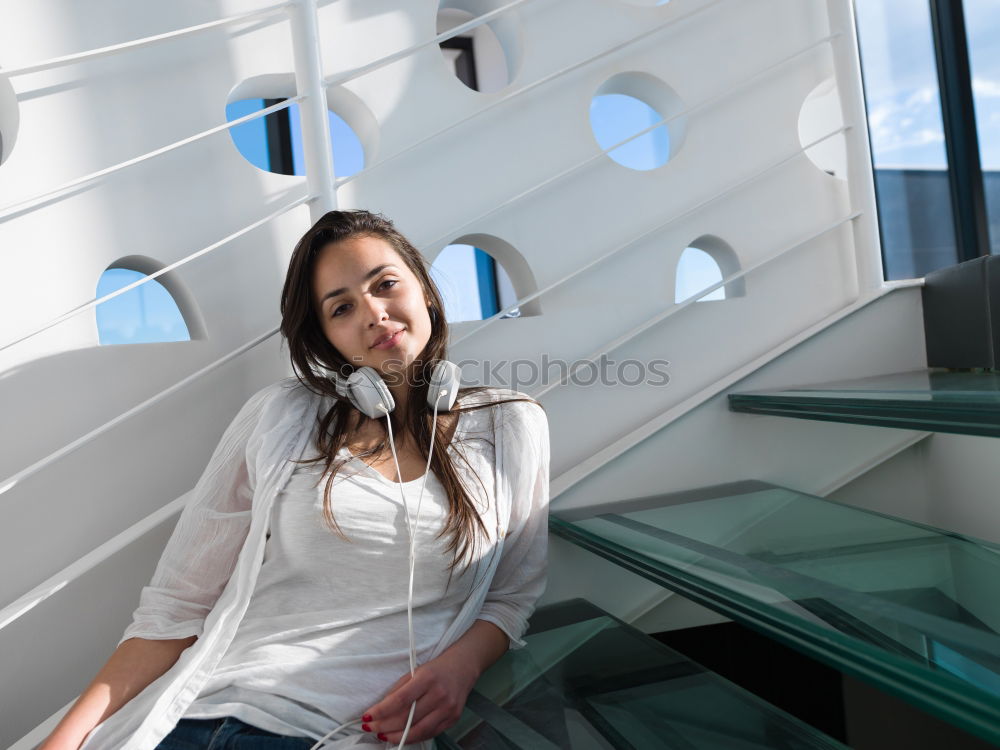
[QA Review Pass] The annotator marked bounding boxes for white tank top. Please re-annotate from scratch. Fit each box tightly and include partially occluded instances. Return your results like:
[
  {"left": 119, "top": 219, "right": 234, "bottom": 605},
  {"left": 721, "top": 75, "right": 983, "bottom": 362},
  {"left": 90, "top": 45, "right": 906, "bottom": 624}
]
[{"left": 182, "top": 446, "right": 483, "bottom": 743}]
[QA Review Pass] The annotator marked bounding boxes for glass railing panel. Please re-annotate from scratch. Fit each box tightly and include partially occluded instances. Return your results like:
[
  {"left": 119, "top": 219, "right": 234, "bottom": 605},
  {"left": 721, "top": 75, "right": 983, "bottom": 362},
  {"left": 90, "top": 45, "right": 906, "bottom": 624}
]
[
  {"left": 437, "top": 599, "right": 845, "bottom": 749},
  {"left": 728, "top": 370, "right": 1000, "bottom": 437},
  {"left": 549, "top": 483, "right": 1000, "bottom": 745}
]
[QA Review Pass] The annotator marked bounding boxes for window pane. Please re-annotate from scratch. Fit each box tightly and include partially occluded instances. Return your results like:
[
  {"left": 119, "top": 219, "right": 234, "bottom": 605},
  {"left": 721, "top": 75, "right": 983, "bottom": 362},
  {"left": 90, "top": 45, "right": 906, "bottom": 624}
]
[
  {"left": 964, "top": 0, "right": 1000, "bottom": 255},
  {"left": 855, "top": 0, "right": 958, "bottom": 279}
]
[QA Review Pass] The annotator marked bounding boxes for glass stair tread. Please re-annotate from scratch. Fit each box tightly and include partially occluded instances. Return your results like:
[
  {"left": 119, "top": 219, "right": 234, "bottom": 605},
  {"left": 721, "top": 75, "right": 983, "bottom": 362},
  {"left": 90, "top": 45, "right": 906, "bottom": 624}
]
[
  {"left": 727, "top": 369, "right": 1000, "bottom": 437},
  {"left": 437, "top": 598, "right": 845, "bottom": 749},
  {"left": 548, "top": 481, "right": 1000, "bottom": 746}
]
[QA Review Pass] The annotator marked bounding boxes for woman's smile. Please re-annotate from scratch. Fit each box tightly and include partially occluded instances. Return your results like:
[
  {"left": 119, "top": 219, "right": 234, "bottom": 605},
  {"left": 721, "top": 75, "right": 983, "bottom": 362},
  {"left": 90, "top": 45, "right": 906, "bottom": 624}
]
[{"left": 371, "top": 328, "right": 405, "bottom": 350}]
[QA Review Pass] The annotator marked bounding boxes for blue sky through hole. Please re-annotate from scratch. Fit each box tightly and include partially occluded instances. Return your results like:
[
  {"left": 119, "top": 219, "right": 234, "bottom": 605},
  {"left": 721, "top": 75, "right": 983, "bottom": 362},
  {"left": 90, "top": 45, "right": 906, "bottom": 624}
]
[
  {"left": 675, "top": 247, "right": 725, "bottom": 302},
  {"left": 224, "top": 99, "right": 364, "bottom": 177},
  {"left": 589, "top": 93, "right": 670, "bottom": 170},
  {"left": 96, "top": 269, "right": 190, "bottom": 345}
]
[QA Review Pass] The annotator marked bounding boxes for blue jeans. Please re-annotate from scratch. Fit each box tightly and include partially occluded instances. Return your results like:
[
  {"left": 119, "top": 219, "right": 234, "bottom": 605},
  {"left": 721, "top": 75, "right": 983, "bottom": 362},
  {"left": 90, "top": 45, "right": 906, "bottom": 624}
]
[{"left": 154, "top": 717, "right": 318, "bottom": 750}]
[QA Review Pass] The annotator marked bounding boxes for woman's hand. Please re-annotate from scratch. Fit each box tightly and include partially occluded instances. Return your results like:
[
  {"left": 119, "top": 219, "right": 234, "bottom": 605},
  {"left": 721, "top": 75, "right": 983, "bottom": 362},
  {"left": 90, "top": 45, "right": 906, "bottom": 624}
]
[{"left": 361, "top": 648, "right": 479, "bottom": 745}]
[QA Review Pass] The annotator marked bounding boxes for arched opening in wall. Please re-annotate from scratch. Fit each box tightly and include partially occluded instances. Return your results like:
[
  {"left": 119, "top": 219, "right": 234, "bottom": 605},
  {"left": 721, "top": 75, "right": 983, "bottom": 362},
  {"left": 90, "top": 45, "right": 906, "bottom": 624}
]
[
  {"left": 226, "top": 78, "right": 377, "bottom": 179},
  {"left": 674, "top": 235, "right": 745, "bottom": 303},
  {"left": 590, "top": 72, "right": 686, "bottom": 171},
  {"left": 96, "top": 256, "right": 204, "bottom": 345},
  {"left": 799, "top": 77, "right": 847, "bottom": 180},
  {"left": 430, "top": 233, "right": 541, "bottom": 322},
  {"left": 0, "top": 68, "right": 19, "bottom": 166},
  {"left": 437, "top": 4, "right": 521, "bottom": 93}
]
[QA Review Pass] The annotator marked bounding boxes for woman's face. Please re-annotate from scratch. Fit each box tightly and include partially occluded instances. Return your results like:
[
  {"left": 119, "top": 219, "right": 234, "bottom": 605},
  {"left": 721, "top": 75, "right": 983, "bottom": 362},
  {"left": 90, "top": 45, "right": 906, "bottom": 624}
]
[{"left": 312, "top": 234, "right": 433, "bottom": 380}]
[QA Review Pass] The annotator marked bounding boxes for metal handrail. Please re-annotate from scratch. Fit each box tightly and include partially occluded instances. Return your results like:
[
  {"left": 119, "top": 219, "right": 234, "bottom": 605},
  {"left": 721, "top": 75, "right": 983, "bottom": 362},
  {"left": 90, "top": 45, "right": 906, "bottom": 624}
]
[
  {"left": 333, "top": 0, "right": 731, "bottom": 189},
  {"left": 425, "top": 32, "right": 842, "bottom": 318},
  {"left": 0, "top": 192, "right": 313, "bottom": 352},
  {"left": 0, "top": 325, "right": 280, "bottom": 498},
  {"left": 1, "top": 35, "right": 839, "bottom": 352},
  {"left": 531, "top": 211, "right": 863, "bottom": 400},
  {"left": 0, "top": 126, "right": 852, "bottom": 499},
  {"left": 1, "top": 2, "right": 294, "bottom": 78},
  {"left": 0, "top": 491, "right": 189, "bottom": 630},
  {"left": 450, "top": 117, "right": 849, "bottom": 347},
  {"left": 0, "top": 97, "right": 304, "bottom": 223},
  {"left": 322, "top": 0, "right": 537, "bottom": 90}
]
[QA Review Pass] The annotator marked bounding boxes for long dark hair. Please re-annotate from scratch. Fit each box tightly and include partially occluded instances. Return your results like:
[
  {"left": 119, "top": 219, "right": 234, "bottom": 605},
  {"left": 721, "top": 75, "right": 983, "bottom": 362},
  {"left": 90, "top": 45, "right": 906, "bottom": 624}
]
[{"left": 279, "top": 209, "right": 541, "bottom": 582}]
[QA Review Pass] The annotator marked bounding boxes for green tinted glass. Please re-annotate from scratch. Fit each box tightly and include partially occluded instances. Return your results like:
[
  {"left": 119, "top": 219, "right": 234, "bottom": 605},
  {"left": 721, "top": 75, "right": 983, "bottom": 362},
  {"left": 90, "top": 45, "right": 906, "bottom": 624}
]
[
  {"left": 729, "top": 370, "right": 1000, "bottom": 437},
  {"left": 550, "top": 482, "right": 1000, "bottom": 745},
  {"left": 438, "top": 599, "right": 845, "bottom": 749}
]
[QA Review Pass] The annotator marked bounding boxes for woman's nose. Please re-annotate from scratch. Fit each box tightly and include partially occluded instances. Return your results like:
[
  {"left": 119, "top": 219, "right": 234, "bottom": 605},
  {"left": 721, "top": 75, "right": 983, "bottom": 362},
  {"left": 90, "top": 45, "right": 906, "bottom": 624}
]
[{"left": 363, "top": 294, "right": 389, "bottom": 325}]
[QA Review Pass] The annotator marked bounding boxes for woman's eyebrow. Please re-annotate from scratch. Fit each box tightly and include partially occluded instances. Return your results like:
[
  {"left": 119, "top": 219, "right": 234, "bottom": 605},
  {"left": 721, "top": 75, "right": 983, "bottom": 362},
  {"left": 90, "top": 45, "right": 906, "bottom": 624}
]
[{"left": 320, "top": 264, "right": 398, "bottom": 305}]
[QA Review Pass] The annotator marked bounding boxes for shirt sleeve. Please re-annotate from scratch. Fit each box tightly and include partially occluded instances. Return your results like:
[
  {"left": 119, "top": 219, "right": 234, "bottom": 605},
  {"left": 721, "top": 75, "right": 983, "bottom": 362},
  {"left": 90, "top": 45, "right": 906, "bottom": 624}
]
[
  {"left": 116, "top": 384, "right": 276, "bottom": 647},
  {"left": 476, "top": 398, "right": 551, "bottom": 651}
]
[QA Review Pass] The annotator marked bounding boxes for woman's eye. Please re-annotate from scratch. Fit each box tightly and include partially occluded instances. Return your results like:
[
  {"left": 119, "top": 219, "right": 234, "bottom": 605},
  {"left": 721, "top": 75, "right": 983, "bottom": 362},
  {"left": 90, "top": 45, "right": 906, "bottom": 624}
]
[{"left": 331, "top": 281, "right": 396, "bottom": 318}]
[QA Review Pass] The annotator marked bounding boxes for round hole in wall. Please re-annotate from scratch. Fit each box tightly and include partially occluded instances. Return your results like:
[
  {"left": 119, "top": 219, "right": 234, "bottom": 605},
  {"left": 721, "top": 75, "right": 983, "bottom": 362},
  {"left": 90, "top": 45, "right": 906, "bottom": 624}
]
[
  {"left": 96, "top": 259, "right": 202, "bottom": 345},
  {"left": 799, "top": 77, "right": 847, "bottom": 180},
  {"left": 590, "top": 72, "right": 686, "bottom": 171},
  {"left": 0, "top": 68, "right": 20, "bottom": 166},
  {"left": 226, "top": 76, "right": 378, "bottom": 180},
  {"left": 674, "top": 235, "right": 745, "bottom": 303},
  {"left": 430, "top": 233, "right": 541, "bottom": 322},
  {"left": 437, "top": 2, "right": 522, "bottom": 93}
]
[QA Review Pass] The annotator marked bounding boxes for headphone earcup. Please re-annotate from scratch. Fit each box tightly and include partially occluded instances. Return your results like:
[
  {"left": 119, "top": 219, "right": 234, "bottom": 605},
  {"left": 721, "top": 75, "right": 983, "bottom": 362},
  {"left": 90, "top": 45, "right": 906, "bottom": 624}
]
[
  {"left": 345, "top": 366, "right": 395, "bottom": 419},
  {"left": 427, "top": 360, "right": 461, "bottom": 412}
]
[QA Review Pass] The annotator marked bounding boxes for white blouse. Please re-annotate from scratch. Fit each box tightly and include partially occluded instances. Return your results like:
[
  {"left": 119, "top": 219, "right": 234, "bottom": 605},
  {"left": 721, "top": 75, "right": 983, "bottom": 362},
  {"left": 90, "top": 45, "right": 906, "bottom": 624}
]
[
  {"left": 181, "top": 451, "right": 482, "bottom": 742},
  {"left": 78, "top": 378, "right": 550, "bottom": 750}
]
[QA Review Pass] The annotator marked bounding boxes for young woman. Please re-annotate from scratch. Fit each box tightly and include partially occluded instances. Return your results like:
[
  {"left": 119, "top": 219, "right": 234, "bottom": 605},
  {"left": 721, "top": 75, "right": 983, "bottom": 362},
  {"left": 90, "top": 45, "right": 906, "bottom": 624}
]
[{"left": 41, "top": 210, "right": 550, "bottom": 750}]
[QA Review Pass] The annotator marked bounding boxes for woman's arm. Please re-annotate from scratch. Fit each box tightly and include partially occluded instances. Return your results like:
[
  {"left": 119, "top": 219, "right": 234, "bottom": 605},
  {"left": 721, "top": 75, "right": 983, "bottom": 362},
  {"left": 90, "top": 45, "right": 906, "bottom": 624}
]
[
  {"left": 360, "top": 620, "right": 509, "bottom": 745},
  {"left": 37, "top": 636, "right": 197, "bottom": 750},
  {"left": 435, "top": 618, "right": 509, "bottom": 681}
]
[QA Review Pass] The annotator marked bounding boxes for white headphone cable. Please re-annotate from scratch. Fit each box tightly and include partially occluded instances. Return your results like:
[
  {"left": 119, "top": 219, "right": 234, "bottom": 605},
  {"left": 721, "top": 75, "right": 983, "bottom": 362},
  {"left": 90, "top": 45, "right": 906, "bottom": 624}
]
[
  {"left": 380, "top": 388, "right": 444, "bottom": 749},
  {"left": 308, "top": 388, "right": 446, "bottom": 750}
]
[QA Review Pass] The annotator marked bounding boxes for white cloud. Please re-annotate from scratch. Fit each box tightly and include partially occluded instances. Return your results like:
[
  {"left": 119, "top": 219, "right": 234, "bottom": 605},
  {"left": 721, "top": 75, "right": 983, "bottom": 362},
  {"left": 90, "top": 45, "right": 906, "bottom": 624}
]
[{"left": 973, "top": 77, "right": 1000, "bottom": 98}]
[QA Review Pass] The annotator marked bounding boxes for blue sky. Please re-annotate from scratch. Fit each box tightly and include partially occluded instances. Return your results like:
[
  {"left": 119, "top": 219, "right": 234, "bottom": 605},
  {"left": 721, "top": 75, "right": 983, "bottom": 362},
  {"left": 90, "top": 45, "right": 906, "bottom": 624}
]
[{"left": 856, "top": 0, "right": 1000, "bottom": 169}]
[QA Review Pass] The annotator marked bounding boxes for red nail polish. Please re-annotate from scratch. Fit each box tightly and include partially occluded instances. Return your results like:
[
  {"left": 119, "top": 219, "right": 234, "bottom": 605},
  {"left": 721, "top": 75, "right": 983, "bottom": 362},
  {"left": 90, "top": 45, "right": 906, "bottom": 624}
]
[
  {"left": 377, "top": 733, "right": 388, "bottom": 741},
  {"left": 362, "top": 723, "right": 372, "bottom": 732},
  {"left": 362, "top": 714, "right": 373, "bottom": 722}
]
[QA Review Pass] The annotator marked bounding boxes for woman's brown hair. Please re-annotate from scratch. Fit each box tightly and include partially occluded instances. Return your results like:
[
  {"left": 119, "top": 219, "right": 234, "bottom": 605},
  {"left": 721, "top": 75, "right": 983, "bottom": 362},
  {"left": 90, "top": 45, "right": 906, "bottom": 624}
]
[{"left": 279, "top": 209, "right": 542, "bottom": 587}]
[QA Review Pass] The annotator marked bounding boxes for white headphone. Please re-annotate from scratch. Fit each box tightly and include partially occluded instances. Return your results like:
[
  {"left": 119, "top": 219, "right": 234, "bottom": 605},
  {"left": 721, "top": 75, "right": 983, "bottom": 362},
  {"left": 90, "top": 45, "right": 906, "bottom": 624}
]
[
  {"left": 308, "top": 360, "right": 462, "bottom": 750},
  {"left": 330, "top": 361, "right": 461, "bottom": 419}
]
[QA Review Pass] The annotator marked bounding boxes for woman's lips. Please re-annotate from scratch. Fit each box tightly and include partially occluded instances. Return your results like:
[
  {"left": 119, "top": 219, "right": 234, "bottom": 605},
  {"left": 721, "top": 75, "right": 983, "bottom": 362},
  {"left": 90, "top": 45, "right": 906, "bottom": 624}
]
[{"left": 372, "top": 329, "right": 404, "bottom": 350}]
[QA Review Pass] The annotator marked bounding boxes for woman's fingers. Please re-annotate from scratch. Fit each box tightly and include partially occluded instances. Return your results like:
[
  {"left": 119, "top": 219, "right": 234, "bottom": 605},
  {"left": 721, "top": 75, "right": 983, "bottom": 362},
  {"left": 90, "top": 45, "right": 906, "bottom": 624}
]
[
  {"left": 380, "top": 706, "right": 453, "bottom": 745},
  {"left": 374, "top": 692, "right": 436, "bottom": 736},
  {"left": 364, "top": 674, "right": 438, "bottom": 738}
]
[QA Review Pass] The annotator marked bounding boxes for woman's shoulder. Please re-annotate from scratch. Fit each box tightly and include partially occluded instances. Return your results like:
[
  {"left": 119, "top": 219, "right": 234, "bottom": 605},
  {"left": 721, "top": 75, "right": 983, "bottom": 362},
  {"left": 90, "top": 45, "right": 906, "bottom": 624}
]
[
  {"left": 459, "top": 386, "right": 546, "bottom": 430},
  {"left": 458, "top": 385, "right": 530, "bottom": 406},
  {"left": 236, "top": 376, "right": 322, "bottom": 425}
]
